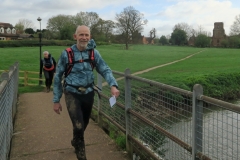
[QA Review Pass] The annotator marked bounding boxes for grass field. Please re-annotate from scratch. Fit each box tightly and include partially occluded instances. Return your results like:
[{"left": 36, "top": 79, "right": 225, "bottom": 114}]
[
  {"left": 1, "top": 44, "right": 240, "bottom": 98},
  {"left": 0, "top": 44, "right": 203, "bottom": 72},
  {"left": 140, "top": 48, "right": 240, "bottom": 82}
]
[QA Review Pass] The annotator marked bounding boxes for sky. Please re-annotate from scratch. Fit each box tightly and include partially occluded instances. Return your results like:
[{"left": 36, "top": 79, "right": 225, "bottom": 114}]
[{"left": 1, "top": 0, "right": 240, "bottom": 38}]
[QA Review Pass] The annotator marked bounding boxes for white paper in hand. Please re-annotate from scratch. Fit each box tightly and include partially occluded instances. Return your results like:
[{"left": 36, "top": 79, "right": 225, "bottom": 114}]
[{"left": 109, "top": 96, "right": 116, "bottom": 108}]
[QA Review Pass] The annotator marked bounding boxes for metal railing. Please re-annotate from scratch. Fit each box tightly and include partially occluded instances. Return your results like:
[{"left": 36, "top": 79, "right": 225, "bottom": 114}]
[
  {"left": 0, "top": 70, "right": 43, "bottom": 87},
  {"left": 93, "top": 69, "right": 240, "bottom": 160},
  {"left": 0, "top": 62, "right": 19, "bottom": 160}
]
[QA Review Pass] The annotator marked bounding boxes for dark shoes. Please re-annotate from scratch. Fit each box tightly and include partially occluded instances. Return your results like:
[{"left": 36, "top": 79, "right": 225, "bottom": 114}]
[
  {"left": 71, "top": 139, "right": 87, "bottom": 160},
  {"left": 46, "top": 87, "right": 50, "bottom": 93}
]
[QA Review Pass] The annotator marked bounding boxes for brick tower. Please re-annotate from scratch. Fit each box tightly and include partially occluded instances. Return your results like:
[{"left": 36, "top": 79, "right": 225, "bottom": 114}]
[{"left": 211, "top": 22, "right": 227, "bottom": 47}]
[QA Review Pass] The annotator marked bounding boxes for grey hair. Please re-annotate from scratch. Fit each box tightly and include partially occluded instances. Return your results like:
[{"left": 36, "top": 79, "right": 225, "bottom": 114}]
[
  {"left": 43, "top": 51, "right": 49, "bottom": 55},
  {"left": 75, "top": 25, "right": 91, "bottom": 34}
]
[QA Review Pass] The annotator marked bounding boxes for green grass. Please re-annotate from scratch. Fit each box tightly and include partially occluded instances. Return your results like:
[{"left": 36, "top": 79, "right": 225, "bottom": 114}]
[
  {"left": 1, "top": 45, "right": 240, "bottom": 98},
  {"left": 139, "top": 48, "right": 240, "bottom": 99},
  {"left": 0, "top": 45, "right": 203, "bottom": 72},
  {"left": 139, "top": 48, "right": 240, "bottom": 83}
]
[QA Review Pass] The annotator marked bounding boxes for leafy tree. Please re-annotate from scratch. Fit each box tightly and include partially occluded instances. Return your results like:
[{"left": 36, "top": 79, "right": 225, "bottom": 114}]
[
  {"left": 115, "top": 6, "right": 147, "bottom": 49},
  {"left": 102, "top": 20, "right": 115, "bottom": 42},
  {"left": 15, "top": 23, "right": 24, "bottom": 34},
  {"left": 173, "top": 22, "right": 193, "bottom": 39},
  {"left": 221, "top": 39, "right": 229, "bottom": 48},
  {"left": 194, "top": 34, "right": 210, "bottom": 47},
  {"left": 159, "top": 35, "right": 168, "bottom": 45},
  {"left": 230, "top": 14, "right": 240, "bottom": 36},
  {"left": 228, "top": 36, "right": 240, "bottom": 48},
  {"left": 59, "top": 24, "right": 75, "bottom": 40},
  {"left": 47, "top": 14, "right": 76, "bottom": 39},
  {"left": 170, "top": 29, "right": 187, "bottom": 45},
  {"left": 25, "top": 28, "right": 35, "bottom": 34}
]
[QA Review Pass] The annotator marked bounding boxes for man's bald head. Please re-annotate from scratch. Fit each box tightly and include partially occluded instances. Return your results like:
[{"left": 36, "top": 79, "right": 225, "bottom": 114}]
[
  {"left": 75, "top": 25, "right": 90, "bottom": 34},
  {"left": 74, "top": 25, "right": 91, "bottom": 51}
]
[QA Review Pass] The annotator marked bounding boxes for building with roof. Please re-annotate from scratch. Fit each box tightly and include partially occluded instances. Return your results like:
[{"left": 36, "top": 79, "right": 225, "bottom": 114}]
[{"left": 0, "top": 22, "right": 18, "bottom": 40}]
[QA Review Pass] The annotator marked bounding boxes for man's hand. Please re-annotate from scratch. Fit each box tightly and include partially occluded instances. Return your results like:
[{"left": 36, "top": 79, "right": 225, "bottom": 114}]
[
  {"left": 111, "top": 86, "right": 120, "bottom": 98},
  {"left": 53, "top": 103, "right": 62, "bottom": 114}
]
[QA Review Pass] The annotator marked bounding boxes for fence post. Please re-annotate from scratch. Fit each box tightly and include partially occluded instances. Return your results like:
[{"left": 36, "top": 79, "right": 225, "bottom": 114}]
[
  {"left": 97, "top": 73, "right": 103, "bottom": 125},
  {"left": 124, "top": 68, "right": 133, "bottom": 157},
  {"left": 24, "top": 71, "right": 28, "bottom": 86},
  {"left": 192, "top": 84, "right": 203, "bottom": 160}
]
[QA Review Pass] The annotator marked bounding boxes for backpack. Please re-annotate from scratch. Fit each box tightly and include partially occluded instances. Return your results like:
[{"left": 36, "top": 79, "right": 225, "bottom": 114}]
[
  {"left": 63, "top": 47, "right": 101, "bottom": 98},
  {"left": 64, "top": 48, "right": 95, "bottom": 78},
  {"left": 42, "top": 56, "right": 54, "bottom": 71}
]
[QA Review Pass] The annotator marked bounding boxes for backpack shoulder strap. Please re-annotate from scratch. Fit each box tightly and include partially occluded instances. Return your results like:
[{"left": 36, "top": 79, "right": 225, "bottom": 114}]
[
  {"left": 89, "top": 49, "right": 95, "bottom": 71},
  {"left": 65, "top": 48, "right": 74, "bottom": 77}
]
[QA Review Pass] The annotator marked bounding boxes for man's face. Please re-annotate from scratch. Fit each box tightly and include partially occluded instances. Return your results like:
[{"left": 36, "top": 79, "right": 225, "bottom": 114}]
[
  {"left": 43, "top": 53, "right": 48, "bottom": 58},
  {"left": 74, "top": 26, "right": 90, "bottom": 49}
]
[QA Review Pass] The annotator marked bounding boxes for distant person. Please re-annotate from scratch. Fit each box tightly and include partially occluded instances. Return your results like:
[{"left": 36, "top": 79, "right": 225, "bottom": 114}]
[
  {"left": 40, "top": 51, "right": 56, "bottom": 92},
  {"left": 52, "top": 25, "right": 120, "bottom": 160}
]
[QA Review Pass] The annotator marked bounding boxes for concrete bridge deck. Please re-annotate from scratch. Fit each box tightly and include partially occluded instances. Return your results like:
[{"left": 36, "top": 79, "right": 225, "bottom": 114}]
[{"left": 10, "top": 92, "right": 129, "bottom": 160}]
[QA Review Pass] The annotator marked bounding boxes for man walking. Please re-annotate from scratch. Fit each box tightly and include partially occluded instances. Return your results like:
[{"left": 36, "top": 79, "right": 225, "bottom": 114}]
[
  {"left": 53, "top": 25, "right": 120, "bottom": 160},
  {"left": 40, "top": 51, "right": 56, "bottom": 92}
]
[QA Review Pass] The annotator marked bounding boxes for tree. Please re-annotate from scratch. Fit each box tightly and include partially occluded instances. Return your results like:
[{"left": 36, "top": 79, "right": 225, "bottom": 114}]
[
  {"left": 221, "top": 39, "right": 229, "bottom": 48},
  {"left": 15, "top": 19, "right": 34, "bottom": 34},
  {"left": 115, "top": 6, "right": 147, "bottom": 49},
  {"left": 195, "top": 25, "right": 211, "bottom": 36},
  {"left": 194, "top": 34, "right": 210, "bottom": 47},
  {"left": 159, "top": 35, "right": 168, "bottom": 45},
  {"left": 75, "top": 12, "right": 100, "bottom": 35},
  {"left": 100, "top": 20, "right": 115, "bottom": 42},
  {"left": 228, "top": 36, "right": 240, "bottom": 48},
  {"left": 170, "top": 29, "right": 187, "bottom": 45},
  {"left": 15, "top": 23, "right": 24, "bottom": 34},
  {"left": 25, "top": 28, "right": 35, "bottom": 34},
  {"left": 230, "top": 14, "right": 240, "bottom": 36},
  {"left": 146, "top": 28, "right": 156, "bottom": 44},
  {"left": 47, "top": 14, "right": 76, "bottom": 39},
  {"left": 59, "top": 24, "right": 75, "bottom": 40},
  {"left": 173, "top": 23, "right": 193, "bottom": 39}
]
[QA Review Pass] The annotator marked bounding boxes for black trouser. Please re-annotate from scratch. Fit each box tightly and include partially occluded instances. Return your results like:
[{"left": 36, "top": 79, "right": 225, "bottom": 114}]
[
  {"left": 64, "top": 90, "right": 94, "bottom": 142},
  {"left": 43, "top": 70, "right": 54, "bottom": 88}
]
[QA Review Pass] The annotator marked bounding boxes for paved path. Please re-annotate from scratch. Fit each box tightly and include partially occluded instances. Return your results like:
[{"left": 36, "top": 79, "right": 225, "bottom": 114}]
[{"left": 10, "top": 92, "right": 129, "bottom": 160}]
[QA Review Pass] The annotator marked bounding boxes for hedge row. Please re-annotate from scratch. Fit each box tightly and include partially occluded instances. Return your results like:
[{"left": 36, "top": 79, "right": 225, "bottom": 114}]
[
  {"left": 0, "top": 40, "right": 110, "bottom": 48},
  {"left": 183, "top": 72, "right": 240, "bottom": 100}
]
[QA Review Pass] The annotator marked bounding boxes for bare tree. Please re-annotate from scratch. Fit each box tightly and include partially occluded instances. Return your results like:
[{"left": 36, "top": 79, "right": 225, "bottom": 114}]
[
  {"left": 102, "top": 20, "right": 115, "bottom": 41},
  {"left": 173, "top": 22, "right": 193, "bottom": 39},
  {"left": 230, "top": 14, "right": 240, "bottom": 36},
  {"left": 147, "top": 28, "right": 156, "bottom": 44},
  {"left": 196, "top": 25, "right": 210, "bottom": 36},
  {"left": 15, "top": 19, "right": 34, "bottom": 34},
  {"left": 115, "top": 6, "right": 147, "bottom": 49},
  {"left": 75, "top": 12, "right": 100, "bottom": 32}
]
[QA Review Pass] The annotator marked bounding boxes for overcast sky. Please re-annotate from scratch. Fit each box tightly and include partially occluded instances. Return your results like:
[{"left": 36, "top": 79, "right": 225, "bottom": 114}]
[{"left": 1, "top": 0, "right": 240, "bottom": 37}]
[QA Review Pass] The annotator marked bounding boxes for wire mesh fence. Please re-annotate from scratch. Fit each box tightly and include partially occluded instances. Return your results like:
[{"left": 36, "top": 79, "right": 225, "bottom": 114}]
[
  {"left": 0, "top": 62, "right": 19, "bottom": 160},
  {"left": 92, "top": 69, "right": 240, "bottom": 160},
  {"left": 193, "top": 93, "right": 240, "bottom": 160}
]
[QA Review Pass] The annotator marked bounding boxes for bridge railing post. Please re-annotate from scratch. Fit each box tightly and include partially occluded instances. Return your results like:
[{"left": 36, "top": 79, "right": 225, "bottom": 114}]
[
  {"left": 124, "top": 68, "right": 133, "bottom": 158},
  {"left": 192, "top": 84, "right": 203, "bottom": 160},
  {"left": 97, "top": 73, "right": 103, "bottom": 127}
]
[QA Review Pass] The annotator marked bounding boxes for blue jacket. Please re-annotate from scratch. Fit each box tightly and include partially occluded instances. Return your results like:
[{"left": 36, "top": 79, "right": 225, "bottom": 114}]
[{"left": 53, "top": 39, "right": 118, "bottom": 103}]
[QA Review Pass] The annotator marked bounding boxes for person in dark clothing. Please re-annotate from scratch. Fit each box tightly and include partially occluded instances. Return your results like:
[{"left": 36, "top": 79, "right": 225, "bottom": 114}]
[{"left": 40, "top": 51, "right": 56, "bottom": 92}]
